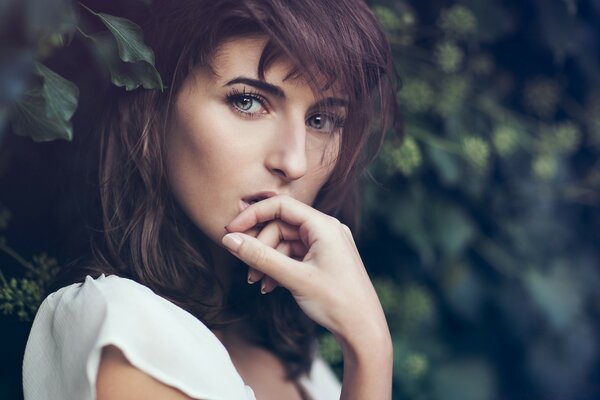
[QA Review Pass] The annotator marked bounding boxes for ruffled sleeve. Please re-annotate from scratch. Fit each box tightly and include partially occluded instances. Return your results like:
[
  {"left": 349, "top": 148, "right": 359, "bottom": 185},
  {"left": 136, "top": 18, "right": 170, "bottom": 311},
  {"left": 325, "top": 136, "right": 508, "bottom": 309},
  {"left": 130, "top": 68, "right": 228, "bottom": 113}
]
[
  {"left": 298, "top": 356, "right": 342, "bottom": 400},
  {"left": 22, "top": 274, "right": 256, "bottom": 400}
]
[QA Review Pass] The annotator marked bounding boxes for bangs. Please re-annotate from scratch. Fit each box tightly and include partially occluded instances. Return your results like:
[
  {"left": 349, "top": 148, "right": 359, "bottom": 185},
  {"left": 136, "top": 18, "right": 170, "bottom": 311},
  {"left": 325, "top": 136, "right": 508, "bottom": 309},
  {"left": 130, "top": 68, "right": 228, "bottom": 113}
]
[
  {"left": 256, "top": 39, "right": 338, "bottom": 96},
  {"left": 241, "top": 0, "right": 394, "bottom": 184},
  {"left": 247, "top": 1, "right": 388, "bottom": 105},
  {"left": 144, "top": 0, "right": 395, "bottom": 214}
]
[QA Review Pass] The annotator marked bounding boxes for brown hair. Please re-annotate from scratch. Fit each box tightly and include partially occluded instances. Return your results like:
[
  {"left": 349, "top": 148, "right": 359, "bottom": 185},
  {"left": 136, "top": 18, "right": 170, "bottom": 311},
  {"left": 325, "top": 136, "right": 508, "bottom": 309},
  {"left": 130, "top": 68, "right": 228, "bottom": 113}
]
[{"left": 55, "top": 0, "right": 395, "bottom": 380}]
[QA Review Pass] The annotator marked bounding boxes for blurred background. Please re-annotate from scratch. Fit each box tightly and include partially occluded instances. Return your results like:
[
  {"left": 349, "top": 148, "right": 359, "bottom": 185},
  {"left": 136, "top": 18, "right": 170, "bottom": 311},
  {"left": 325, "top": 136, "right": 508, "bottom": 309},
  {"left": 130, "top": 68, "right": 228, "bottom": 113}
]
[{"left": 1, "top": 0, "right": 600, "bottom": 399}]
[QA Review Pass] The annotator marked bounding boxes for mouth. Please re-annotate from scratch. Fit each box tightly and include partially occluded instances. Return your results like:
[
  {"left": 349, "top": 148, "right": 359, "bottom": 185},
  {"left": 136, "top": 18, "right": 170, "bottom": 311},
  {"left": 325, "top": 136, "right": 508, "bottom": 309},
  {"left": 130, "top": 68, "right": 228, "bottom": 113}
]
[{"left": 240, "top": 191, "right": 278, "bottom": 210}]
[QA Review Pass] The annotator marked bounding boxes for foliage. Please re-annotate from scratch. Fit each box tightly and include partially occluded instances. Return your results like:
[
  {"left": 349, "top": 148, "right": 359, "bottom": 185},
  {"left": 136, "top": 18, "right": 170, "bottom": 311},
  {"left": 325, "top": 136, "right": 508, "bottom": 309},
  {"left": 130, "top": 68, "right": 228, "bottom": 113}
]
[
  {"left": 360, "top": 0, "right": 600, "bottom": 399},
  {"left": 0, "top": 209, "right": 60, "bottom": 321},
  {"left": 1, "top": 1, "right": 600, "bottom": 400},
  {"left": 2, "top": 0, "right": 163, "bottom": 142}
]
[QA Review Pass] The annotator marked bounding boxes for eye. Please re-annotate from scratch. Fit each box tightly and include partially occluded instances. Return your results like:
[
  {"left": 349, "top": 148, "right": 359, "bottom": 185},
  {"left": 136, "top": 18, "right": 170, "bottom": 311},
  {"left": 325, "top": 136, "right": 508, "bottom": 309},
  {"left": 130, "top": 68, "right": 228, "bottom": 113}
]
[
  {"left": 306, "top": 113, "right": 344, "bottom": 133},
  {"left": 231, "top": 95, "right": 264, "bottom": 114},
  {"left": 225, "top": 88, "right": 268, "bottom": 117}
]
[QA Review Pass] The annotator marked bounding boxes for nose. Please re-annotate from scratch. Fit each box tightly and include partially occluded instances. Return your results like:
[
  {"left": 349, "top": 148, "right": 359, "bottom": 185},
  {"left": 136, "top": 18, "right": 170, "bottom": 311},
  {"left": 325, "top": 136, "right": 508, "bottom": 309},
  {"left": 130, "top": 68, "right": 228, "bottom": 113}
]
[{"left": 265, "top": 116, "right": 308, "bottom": 181}]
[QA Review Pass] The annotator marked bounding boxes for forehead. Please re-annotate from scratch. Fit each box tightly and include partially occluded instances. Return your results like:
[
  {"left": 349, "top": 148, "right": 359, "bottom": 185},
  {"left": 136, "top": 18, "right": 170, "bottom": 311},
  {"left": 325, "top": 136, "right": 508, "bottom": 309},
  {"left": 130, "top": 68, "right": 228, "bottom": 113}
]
[
  {"left": 209, "top": 36, "right": 345, "bottom": 98},
  {"left": 211, "top": 36, "right": 268, "bottom": 77}
]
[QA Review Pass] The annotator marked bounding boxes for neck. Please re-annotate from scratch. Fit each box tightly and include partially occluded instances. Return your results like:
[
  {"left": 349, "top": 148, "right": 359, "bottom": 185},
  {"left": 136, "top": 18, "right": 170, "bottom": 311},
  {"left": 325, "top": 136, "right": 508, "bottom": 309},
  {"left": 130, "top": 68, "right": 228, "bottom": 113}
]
[{"left": 209, "top": 242, "right": 241, "bottom": 296}]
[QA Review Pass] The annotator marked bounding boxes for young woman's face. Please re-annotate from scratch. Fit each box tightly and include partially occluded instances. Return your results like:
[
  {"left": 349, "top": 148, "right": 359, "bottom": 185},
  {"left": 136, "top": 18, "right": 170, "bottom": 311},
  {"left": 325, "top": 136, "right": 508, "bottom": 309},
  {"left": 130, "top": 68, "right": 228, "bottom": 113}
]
[{"left": 166, "top": 36, "right": 345, "bottom": 243}]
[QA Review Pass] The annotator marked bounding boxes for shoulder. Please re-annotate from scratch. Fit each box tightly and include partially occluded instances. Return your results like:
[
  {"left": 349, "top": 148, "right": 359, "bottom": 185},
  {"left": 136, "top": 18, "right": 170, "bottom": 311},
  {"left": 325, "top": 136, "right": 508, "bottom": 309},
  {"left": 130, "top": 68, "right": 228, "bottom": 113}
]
[
  {"left": 23, "top": 274, "right": 255, "bottom": 400},
  {"left": 96, "top": 345, "right": 194, "bottom": 400}
]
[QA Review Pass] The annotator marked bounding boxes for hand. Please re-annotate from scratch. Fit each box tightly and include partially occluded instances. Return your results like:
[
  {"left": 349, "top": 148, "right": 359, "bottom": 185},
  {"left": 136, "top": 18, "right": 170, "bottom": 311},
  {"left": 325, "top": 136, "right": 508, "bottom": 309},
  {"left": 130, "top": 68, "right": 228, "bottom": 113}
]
[
  {"left": 222, "top": 195, "right": 388, "bottom": 341},
  {"left": 239, "top": 221, "right": 299, "bottom": 293}
]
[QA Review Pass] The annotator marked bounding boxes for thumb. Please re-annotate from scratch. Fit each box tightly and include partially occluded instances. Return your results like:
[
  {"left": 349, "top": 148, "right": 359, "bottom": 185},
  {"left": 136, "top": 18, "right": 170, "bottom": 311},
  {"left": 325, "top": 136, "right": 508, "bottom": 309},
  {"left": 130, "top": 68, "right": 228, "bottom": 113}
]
[{"left": 222, "top": 233, "right": 306, "bottom": 289}]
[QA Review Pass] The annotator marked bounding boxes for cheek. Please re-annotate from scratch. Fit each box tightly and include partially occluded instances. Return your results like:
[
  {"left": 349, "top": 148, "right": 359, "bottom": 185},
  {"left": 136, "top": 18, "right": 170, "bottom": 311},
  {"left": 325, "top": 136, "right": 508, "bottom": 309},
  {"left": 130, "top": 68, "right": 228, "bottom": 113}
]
[
  {"left": 324, "top": 134, "right": 342, "bottom": 169},
  {"left": 302, "top": 134, "right": 341, "bottom": 201},
  {"left": 169, "top": 105, "right": 247, "bottom": 175},
  {"left": 316, "top": 133, "right": 341, "bottom": 178}
]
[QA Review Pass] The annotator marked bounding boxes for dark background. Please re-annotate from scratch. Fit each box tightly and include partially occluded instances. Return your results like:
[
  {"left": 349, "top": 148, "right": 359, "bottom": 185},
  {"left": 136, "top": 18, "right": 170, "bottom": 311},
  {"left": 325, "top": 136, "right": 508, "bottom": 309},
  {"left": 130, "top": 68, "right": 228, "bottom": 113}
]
[{"left": 1, "top": 0, "right": 600, "bottom": 399}]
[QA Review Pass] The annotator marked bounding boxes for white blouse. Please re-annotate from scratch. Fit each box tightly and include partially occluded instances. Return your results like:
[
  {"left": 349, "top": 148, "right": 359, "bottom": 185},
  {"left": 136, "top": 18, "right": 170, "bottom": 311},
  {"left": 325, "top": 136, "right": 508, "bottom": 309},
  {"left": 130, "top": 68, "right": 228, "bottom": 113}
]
[{"left": 22, "top": 274, "right": 342, "bottom": 400}]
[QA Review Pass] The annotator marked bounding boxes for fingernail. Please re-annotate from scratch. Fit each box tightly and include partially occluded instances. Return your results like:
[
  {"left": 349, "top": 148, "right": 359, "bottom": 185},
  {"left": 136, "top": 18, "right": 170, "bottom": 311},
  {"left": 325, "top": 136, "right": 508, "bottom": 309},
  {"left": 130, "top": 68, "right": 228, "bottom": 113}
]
[
  {"left": 222, "top": 233, "right": 243, "bottom": 251},
  {"left": 247, "top": 273, "right": 256, "bottom": 285},
  {"left": 260, "top": 281, "right": 267, "bottom": 294}
]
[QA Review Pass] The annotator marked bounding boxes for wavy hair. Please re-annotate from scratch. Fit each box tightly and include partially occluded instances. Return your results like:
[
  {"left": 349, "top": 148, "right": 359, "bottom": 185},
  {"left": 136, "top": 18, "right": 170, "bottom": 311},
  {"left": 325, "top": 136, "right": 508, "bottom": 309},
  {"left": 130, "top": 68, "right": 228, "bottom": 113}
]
[{"left": 54, "top": 0, "right": 396, "bottom": 380}]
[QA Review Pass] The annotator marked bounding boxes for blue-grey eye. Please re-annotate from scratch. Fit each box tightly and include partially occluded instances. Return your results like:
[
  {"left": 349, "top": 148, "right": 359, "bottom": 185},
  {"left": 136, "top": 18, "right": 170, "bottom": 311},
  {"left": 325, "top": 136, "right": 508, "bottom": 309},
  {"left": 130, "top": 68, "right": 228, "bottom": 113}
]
[
  {"left": 307, "top": 114, "right": 338, "bottom": 132},
  {"left": 234, "top": 96, "right": 259, "bottom": 112}
]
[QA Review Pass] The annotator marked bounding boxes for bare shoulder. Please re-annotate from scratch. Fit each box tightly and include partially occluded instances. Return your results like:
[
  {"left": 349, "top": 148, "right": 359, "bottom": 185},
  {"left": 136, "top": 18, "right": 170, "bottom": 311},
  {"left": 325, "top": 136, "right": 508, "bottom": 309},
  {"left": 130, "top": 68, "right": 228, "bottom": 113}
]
[{"left": 96, "top": 345, "right": 197, "bottom": 400}]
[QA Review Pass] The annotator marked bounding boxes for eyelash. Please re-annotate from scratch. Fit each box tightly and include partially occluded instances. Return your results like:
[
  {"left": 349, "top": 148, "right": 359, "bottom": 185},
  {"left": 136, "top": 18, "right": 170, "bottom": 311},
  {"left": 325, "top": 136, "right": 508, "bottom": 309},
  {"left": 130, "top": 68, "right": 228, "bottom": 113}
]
[
  {"left": 225, "top": 87, "right": 269, "bottom": 119},
  {"left": 224, "top": 87, "right": 346, "bottom": 133}
]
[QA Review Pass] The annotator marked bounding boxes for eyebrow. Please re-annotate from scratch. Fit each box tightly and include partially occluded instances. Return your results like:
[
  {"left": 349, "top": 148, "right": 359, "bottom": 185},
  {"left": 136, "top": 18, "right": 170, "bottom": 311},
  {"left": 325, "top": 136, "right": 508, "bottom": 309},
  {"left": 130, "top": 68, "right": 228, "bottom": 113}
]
[
  {"left": 223, "top": 76, "right": 349, "bottom": 109},
  {"left": 224, "top": 77, "right": 285, "bottom": 98}
]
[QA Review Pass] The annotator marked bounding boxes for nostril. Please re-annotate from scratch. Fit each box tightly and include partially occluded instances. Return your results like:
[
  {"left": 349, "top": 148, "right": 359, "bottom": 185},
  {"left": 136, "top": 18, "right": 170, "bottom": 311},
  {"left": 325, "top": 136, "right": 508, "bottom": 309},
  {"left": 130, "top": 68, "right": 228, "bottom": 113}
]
[{"left": 272, "top": 168, "right": 287, "bottom": 178}]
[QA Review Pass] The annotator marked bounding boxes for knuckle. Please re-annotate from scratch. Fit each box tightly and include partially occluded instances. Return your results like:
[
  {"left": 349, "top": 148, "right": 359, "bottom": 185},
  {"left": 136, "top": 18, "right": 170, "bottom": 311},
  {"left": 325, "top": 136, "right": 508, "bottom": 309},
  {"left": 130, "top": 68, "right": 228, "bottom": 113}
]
[
  {"left": 249, "top": 245, "right": 268, "bottom": 269},
  {"left": 341, "top": 223, "right": 352, "bottom": 235},
  {"left": 327, "top": 215, "right": 341, "bottom": 226}
]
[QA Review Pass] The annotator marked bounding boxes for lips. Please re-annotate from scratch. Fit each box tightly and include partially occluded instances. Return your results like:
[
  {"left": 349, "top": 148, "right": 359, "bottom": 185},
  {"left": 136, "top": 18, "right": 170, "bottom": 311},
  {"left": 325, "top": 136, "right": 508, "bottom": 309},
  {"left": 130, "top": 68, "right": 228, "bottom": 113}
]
[{"left": 239, "top": 191, "right": 278, "bottom": 211}]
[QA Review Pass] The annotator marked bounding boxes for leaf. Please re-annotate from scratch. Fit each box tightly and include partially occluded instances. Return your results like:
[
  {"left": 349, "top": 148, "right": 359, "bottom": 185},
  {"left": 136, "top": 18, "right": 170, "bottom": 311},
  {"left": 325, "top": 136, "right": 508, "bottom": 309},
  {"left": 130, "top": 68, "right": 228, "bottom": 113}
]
[
  {"left": 11, "top": 62, "right": 79, "bottom": 142},
  {"left": 387, "top": 187, "right": 436, "bottom": 265},
  {"left": 34, "top": 63, "right": 78, "bottom": 123},
  {"left": 81, "top": 4, "right": 164, "bottom": 91},
  {"left": 96, "top": 13, "right": 156, "bottom": 65},
  {"left": 426, "top": 145, "right": 461, "bottom": 185},
  {"left": 429, "top": 199, "right": 476, "bottom": 259},
  {"left": 524, "top": 263, "right": 583, "bottom": 332},
  {"left": 90, "top": 31, "right": 164, "bottom": 91}
]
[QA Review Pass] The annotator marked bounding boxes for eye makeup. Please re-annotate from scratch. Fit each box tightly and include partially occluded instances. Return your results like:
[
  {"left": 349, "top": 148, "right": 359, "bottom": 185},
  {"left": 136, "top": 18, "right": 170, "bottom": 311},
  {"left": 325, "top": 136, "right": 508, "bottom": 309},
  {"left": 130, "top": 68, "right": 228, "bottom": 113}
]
[{"left": 224, "top": 85, "right": 346, "bottom": 133}]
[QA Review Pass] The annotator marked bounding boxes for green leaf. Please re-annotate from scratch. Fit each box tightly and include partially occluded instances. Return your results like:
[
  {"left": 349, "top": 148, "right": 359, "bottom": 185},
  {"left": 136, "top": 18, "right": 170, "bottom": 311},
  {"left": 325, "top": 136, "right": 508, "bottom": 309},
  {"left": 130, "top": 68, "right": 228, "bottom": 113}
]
[
  {"left": 524, "top": 263, "right": 583, "bottom": 332},
  {"left": 80, "top": 4, "right": 164, "bottom": 91},
  {"left": 429, "top": 199, "right": 476, "bottom": 259},
  {"left": 426, "top": 145, "right": 461, "bottom": 185},
  {"left": 96, "top": 13, "right": 156, "bottom": 65},
  {"left": 34, "top": 63, "right": 78, "bottom": 123},
  {"left": 11, "top": 62, "right": 79, "bottom": 142},
  {"left": 90, "top": 31, "right": 164, "bottom": 91}
]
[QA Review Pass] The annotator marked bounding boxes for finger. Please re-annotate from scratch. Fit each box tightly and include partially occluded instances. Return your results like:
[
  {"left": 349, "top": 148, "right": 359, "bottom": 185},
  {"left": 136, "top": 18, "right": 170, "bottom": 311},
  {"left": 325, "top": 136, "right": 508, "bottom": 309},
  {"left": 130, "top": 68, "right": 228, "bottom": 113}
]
[
  {"left": 226, "top": 195, "right": 330, "bottom": 235},
  {"left": 288, "top": 240, "right": 308, "bottom": 260},
  {"left": 259, "top": 241, "right": 290, "bottom": 294},
  {"left": 260, "top": 275, "right": 280, "bottom": 294},
  {"left": 275, "top": 241, "right": 293, "bottom": 257},
  {"left": 256, "top": 220, "right": 301, "bottom": 246},
  {"left": 244, "top": 226, "right": 263, "bottom": 285},
  {"left": 222, "top": 232, "right": 308, "bottom": 289},
  {"left": 247, "top": 267, "right": 261, "bottom": 285},
  {"left": 248, "top": 221, "right": 299, "bottom": 284}
]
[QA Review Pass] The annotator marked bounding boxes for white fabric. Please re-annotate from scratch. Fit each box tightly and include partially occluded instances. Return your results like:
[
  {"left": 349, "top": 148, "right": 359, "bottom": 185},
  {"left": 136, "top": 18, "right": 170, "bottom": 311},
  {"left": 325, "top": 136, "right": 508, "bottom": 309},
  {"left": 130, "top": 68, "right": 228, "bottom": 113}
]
[{"left": 22, "top": 274, "right": 342, "bottom": 400}]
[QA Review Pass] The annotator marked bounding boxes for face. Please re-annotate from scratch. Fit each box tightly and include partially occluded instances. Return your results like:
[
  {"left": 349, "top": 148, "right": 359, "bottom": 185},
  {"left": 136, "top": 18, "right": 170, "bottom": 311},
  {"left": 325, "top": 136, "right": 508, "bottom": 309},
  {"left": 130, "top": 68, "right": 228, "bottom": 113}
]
[{"left": 165, "top": 36, "right": 345, "bottom": 244}]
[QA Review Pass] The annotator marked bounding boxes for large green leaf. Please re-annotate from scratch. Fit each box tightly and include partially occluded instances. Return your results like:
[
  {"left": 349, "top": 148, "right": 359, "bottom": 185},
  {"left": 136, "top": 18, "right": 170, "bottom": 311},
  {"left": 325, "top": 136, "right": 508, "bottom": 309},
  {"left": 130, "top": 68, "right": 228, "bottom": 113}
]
[
  {"left": 90, "top": 31, "right": 164, "bottom": 91},
  {"left": 96, "top": 12, "right": 156, "bottom": 65},
  {"left": 34, "top": 63, "right": 78, "bottom": 123},
  {"left": 82, "top": 5, "right": 164, "bottom": 91},
  {"left": 11, "top": 62, "right": 79, "bottom": 142}
]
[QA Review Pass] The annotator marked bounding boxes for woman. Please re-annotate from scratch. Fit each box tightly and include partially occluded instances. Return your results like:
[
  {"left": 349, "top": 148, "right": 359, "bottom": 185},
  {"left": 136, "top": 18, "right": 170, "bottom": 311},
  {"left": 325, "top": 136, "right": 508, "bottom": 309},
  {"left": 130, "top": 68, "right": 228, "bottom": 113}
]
[{"left": 23, "top": 0, "right": 396, "bottom": 399}]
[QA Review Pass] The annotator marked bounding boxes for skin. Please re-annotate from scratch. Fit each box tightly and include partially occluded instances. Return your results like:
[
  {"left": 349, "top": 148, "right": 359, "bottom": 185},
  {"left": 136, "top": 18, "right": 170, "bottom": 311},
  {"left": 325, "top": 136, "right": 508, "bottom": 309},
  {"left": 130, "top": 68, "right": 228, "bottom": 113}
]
[
  {"left": 97, "top": 35, "right": 393, "bottom": 400},
  {"left": 166, "top": 36, "right": 343, "bottom": 245},
  {"left": 166, "top": 35, "right": 345, "bottom": 292}
]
